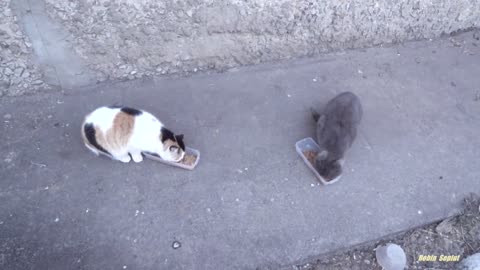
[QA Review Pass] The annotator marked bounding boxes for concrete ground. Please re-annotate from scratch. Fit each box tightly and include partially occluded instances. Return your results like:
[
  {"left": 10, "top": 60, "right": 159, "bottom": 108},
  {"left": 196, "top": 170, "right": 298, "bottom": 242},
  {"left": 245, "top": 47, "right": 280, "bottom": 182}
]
[{"left": 1, "top": 33, "right": 480, "bottom": 270}]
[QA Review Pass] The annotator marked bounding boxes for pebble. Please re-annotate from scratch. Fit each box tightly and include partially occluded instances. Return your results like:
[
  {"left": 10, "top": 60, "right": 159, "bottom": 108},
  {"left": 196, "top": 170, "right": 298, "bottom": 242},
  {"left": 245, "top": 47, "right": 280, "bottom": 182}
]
[
  {"left": 4, "top": 67, "right": 13, "bottom": 75},
  {"left": 4, "top": 114, "right": 12, "bottom": 119},
  {"left": 172, "top": 241, "right": 181, "bottom": 249},
  {"left": 435, "top": 218, "right": 454, "bottom": 234},
  {"left": 474, "top": 31, "right": 480, "bottom": 41},
  {"left": 14, "top": 67, "right": 24, "bottom": 76}
]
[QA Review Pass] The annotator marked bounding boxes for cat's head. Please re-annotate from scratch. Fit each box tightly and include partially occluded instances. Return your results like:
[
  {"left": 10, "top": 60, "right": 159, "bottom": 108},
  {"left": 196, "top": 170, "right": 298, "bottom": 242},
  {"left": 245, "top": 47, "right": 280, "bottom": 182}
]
[
  {"left": 160, "top": 127, "right": 186, "bottom": 162},
  {"left": 315, "top": 150, "right": 343, "bottom": 180}
]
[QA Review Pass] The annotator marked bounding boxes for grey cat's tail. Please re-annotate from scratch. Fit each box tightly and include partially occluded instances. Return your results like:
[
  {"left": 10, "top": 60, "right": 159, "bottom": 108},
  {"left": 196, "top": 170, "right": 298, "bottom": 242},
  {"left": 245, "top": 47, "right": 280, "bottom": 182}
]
[{"left": 310, "top": 108, "right": 321, "bottom": 122}]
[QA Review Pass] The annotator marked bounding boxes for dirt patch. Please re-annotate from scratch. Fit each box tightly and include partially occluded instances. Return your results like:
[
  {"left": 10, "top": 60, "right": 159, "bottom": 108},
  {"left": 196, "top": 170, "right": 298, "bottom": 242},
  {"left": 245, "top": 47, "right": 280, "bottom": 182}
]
[{"left": 294, "top": 194, "right": 480, "bottom": 270}]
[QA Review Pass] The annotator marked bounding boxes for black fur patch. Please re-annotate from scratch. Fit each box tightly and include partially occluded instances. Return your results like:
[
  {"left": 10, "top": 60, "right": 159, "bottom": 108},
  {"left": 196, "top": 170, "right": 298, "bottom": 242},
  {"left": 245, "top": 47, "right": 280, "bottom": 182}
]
[
  {"left": 84, "top": 123, "right": 111, "bottom": 156},
  {"left": 160, "top": 127, "right": 175, "bottom": 143},
  {"left": 175, "top": 134, "right": 185, "bottom": 151},
  {"left": 120, "top": 107, "right": 142, "bottom": 116},
  {"left": 161, "top": 127, "right": 185, "bottom": 150}
]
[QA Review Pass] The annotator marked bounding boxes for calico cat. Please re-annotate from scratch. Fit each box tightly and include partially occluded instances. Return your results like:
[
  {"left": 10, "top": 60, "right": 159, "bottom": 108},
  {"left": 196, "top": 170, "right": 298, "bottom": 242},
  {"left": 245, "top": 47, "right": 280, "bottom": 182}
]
[
  {"left": 311, "top": 92, "right": 363, "bottom": 180},
  {"left": 81, "top": 106, "right": 185, "bottom": 163}
]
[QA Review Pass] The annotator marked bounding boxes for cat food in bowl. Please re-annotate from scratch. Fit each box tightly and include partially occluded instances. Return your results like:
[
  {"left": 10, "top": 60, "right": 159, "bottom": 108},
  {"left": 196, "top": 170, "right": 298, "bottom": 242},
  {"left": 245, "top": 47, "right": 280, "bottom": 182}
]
[
  {"left": 295, "top": 137, "right": 342, "bottom": 185},
  {"left": 143, "top": 147, "right": 200, "bottom": 170}
]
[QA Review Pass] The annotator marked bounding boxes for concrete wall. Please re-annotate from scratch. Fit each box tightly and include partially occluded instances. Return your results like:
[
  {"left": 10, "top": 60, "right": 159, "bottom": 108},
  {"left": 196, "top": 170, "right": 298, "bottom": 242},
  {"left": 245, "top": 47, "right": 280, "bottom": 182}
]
[{"left": 45, "top": 0, "right": 480, "bottom": 81}]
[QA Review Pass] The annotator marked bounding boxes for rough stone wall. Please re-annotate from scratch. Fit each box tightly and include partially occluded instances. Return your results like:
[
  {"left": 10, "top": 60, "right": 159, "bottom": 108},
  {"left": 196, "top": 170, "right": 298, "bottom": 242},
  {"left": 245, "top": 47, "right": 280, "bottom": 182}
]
[
  {"left": 0, "top": 0, "right": 48, "bottom": 96},
  {"left": 45, "top": 0, "right": 480, "bottom": 81}
]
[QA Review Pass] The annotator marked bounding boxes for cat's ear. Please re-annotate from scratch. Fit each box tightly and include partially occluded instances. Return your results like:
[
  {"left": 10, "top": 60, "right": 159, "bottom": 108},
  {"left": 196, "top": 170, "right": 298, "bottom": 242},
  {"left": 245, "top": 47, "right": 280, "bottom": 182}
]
[
  {"left": 310, "top": 108, "right": 321, "bottom": 122},
  {"left": 175, "top": 134, "right": 185, "bottom": 151},
  {"left": 316, "top": 150, "right": 328, "bottom": 160}
]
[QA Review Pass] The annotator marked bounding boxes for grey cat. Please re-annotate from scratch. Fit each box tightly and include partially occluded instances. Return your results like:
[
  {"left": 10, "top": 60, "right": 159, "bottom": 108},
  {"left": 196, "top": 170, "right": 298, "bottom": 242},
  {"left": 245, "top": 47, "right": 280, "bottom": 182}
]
[{"left": 311, "top": 92, "right": 363, "bottom": 180}]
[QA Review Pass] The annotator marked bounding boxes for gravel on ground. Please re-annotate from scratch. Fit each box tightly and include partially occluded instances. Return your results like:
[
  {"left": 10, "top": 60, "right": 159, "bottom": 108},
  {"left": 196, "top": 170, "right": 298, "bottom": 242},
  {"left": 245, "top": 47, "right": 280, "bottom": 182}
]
[
  {"left": 0, "top": 0, "right": 48, "bottom": 97},
  {"left": 293, "top": 194, "right": 480, "bottom": 270}
]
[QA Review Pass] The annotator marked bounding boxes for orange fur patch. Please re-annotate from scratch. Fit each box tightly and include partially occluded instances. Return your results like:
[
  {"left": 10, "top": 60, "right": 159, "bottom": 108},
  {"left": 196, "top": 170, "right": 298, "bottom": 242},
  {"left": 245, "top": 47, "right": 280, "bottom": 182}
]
[{"left": 103, "top": 112, "right": 135, "bottom": 151}]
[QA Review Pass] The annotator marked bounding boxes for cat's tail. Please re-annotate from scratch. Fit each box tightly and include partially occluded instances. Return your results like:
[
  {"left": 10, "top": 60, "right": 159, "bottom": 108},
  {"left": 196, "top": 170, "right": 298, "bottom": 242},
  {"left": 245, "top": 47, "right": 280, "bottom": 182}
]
[
  {"left": 310, "top": 108, "right": 321, "bottom": 122},
  {"left": 81, "top": 121, "right": 112, "bottom": 158}
]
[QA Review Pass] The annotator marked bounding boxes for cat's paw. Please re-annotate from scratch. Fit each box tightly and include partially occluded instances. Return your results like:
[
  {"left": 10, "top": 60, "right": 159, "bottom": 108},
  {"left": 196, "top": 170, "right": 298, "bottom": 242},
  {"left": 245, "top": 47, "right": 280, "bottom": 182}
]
[
  {"left": 118, "top": 155, "right": 131, "bottom": 163},
  {"left": 131, "top": 153, "right": 143, "bottom": 163}
]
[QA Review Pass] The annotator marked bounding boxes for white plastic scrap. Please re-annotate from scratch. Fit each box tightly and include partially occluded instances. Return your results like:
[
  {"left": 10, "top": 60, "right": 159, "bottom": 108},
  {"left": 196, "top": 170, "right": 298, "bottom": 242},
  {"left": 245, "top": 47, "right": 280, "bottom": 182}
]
[{"left": 375, "top": 243, "right": 406, "bottom": 270}]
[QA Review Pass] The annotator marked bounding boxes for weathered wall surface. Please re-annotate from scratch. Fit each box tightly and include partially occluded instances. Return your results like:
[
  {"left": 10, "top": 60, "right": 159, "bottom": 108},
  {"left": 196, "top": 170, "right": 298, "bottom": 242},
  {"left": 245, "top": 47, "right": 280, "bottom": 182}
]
[
  {"left": 40, "top": 0, "right": 480, "bottom": 80},
  {"left": 0, "top": 0, "right": 48, "bottom": 96}
]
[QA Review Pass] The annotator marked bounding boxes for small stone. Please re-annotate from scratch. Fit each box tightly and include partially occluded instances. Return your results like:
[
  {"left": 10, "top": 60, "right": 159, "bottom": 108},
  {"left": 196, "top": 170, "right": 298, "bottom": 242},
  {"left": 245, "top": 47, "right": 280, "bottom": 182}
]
[
  {"left": 473, "top": 31, "right": 479, "bottom": 41},
  {"left": 364, "top": 259, "right": 370, "bottom": 264},
  {"left": 4, "top": 68, "right": 13, "bottom": 75},
  {"left": 32, "top": 79, "right": 43, "bottom": 85},
  {"left": 123, "top": 266, "right": 127, "bottom": 269},
  {"left": 54, "top": 217, "right": 59, "bottom": 222},
  {"left": 14, "top": 67, "right": 24, "bottom": 77},
  {"left": 130, "top": 70, "right": 137, "bottom": 75},
  {"left": 25, "top": 41, "right": 32, "bottom": 48},
  {"left": 436, "top": 218, "right": 455, "bottom": 234},
  {"left": 4, "top": 114, "right": 12, "bottom": 119},
  {"left": 21, "top": 71, "right": 30, "bottom": 78},
  {"left": 172, "top": 241, "right": 181, "bottom": 249}
]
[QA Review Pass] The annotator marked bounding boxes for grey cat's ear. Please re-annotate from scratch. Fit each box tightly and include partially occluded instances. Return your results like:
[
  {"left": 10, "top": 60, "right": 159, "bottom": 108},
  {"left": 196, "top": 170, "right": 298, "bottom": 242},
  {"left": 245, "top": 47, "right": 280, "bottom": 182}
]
[
  {"left": 317, "top": 114, "right": 326, "bottom": 126},
  {"left": 310, "top": 108, "right": 321, "bottom": 122},
  {"left": 316, "top": 150, "right": 328, "bottom": 160}
]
